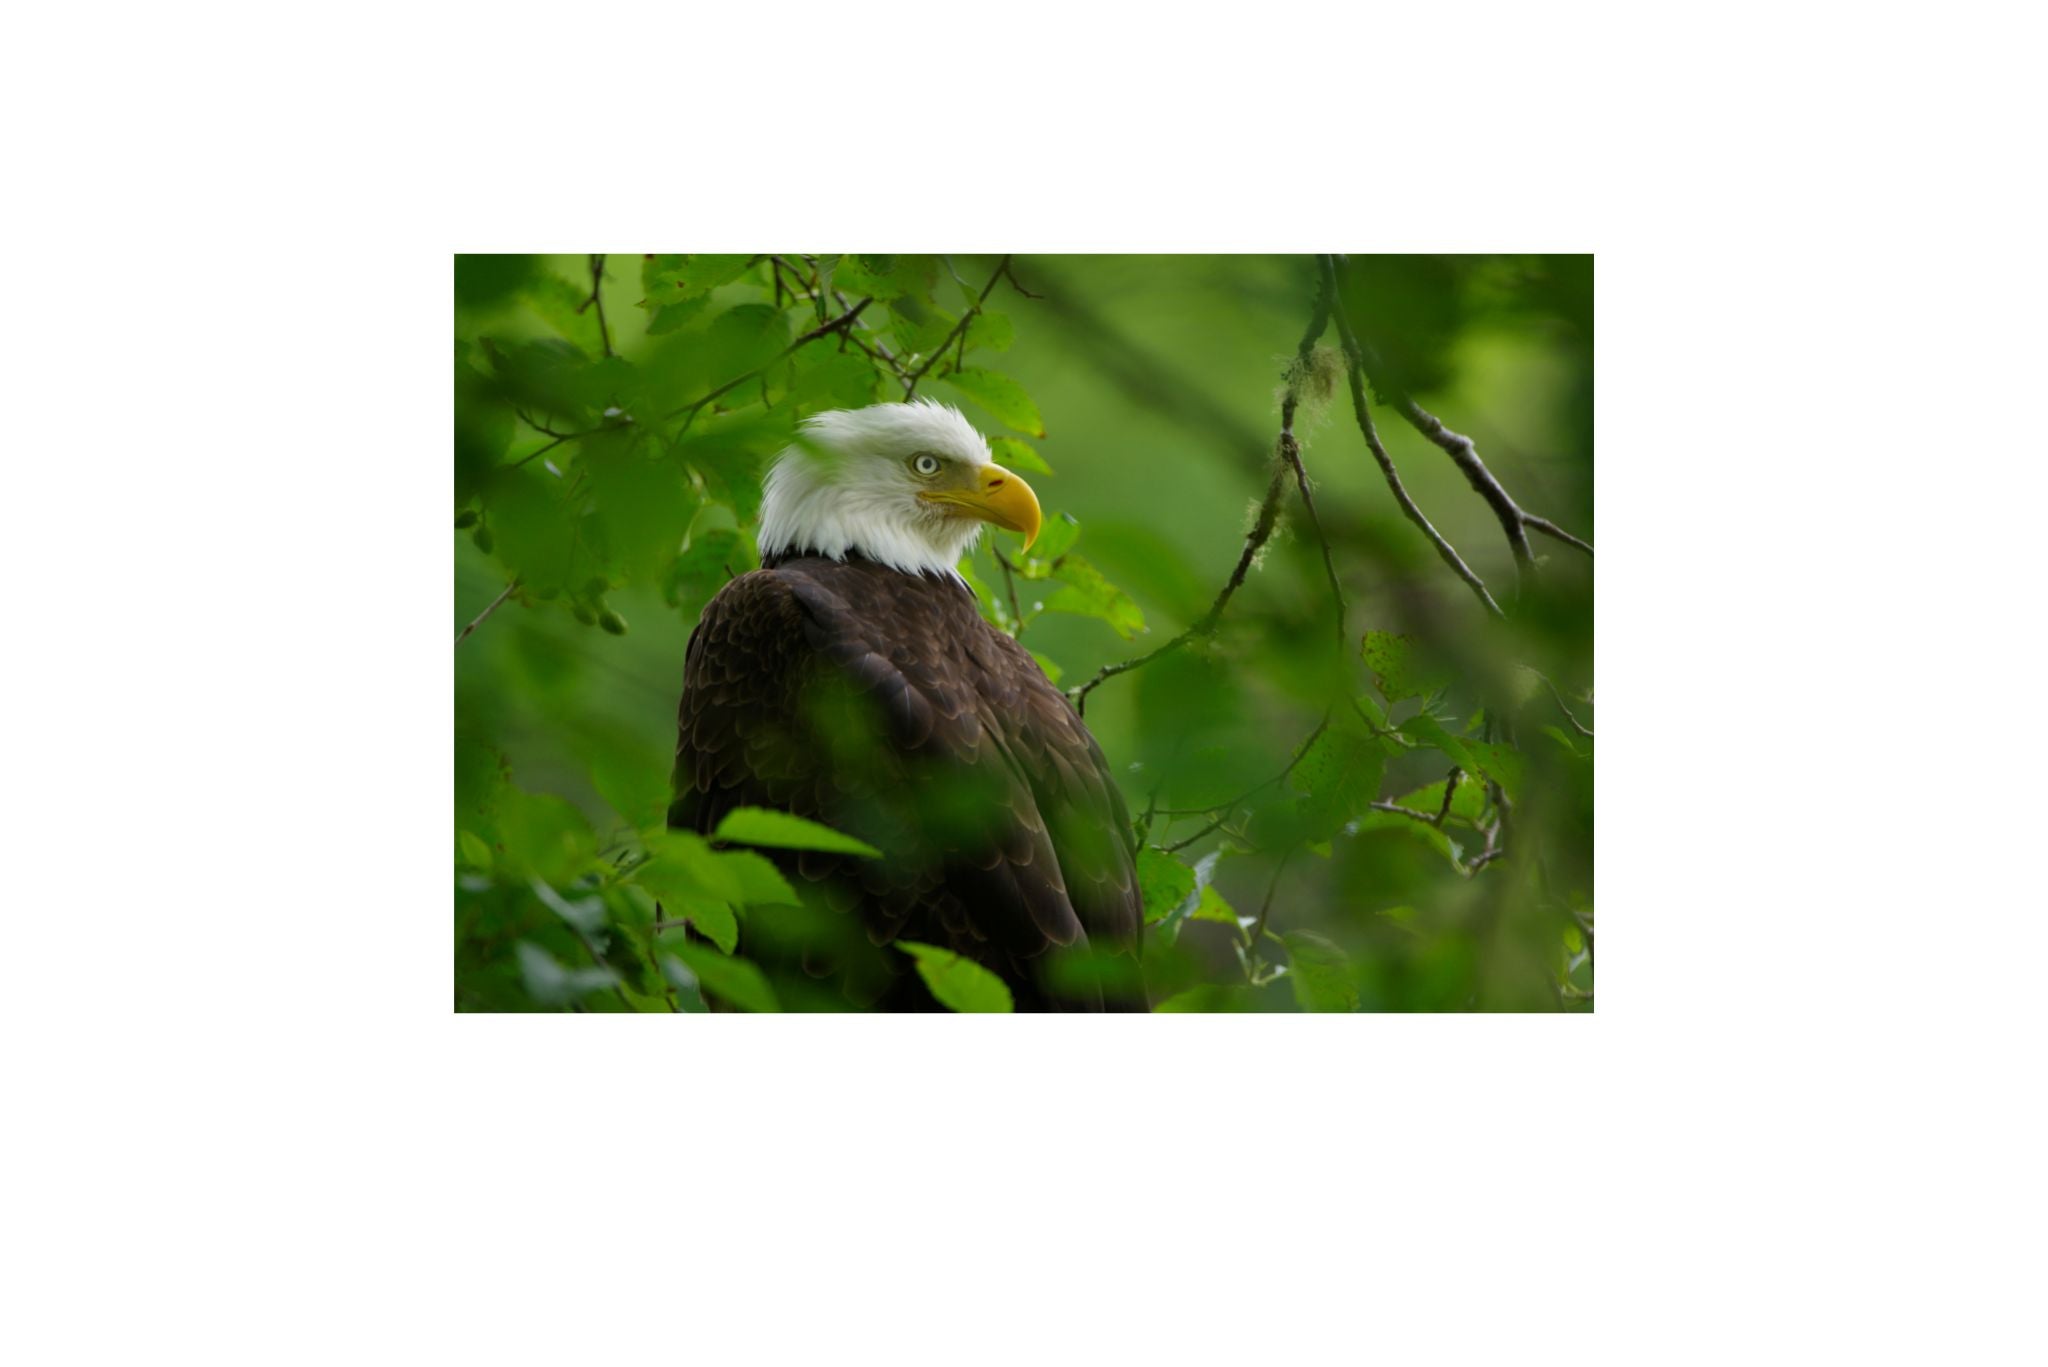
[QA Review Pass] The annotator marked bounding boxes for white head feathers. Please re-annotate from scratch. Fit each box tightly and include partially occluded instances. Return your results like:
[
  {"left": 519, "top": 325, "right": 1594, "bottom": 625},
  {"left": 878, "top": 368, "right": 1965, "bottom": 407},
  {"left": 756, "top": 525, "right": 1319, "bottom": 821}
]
[{"left": 757, "top": 400, "right": 998, "bottom": 579}]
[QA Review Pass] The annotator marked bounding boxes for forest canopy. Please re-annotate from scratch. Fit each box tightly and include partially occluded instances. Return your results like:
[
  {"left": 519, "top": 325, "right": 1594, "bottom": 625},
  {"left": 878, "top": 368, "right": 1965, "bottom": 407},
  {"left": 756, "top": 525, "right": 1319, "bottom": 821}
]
[{"left": 454, "top": 253, "right": 1593, "bottom": 1012}]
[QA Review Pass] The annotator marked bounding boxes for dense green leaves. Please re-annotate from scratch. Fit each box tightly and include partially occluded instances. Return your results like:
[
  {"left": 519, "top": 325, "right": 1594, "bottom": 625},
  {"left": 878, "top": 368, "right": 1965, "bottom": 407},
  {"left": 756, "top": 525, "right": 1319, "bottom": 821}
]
[
  {"left": 456, "top": 253, "right": 1593, "bottom": 1012},
  {"left": 896, "top": 942, "right": 1015, "bottom": 1013}
]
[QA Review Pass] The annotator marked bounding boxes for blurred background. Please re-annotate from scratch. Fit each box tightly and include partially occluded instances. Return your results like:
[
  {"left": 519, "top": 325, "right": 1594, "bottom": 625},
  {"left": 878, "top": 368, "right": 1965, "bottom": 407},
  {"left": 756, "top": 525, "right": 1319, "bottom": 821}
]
[{"left": 455, "top": 254, "right": 1592, "bottom": 1011}]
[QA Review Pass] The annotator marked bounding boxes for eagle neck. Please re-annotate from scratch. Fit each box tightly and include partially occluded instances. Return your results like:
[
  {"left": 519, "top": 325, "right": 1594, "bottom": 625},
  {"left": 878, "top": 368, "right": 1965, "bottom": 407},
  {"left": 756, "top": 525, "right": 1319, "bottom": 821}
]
[{"left": 762, "top": 546, "right": 969, "bottom": 590}]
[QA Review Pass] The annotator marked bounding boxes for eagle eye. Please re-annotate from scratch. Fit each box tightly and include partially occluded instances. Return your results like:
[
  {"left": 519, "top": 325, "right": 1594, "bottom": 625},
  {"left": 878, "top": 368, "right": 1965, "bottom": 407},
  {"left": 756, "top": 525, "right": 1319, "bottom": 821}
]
[{"left": 911, "top": 453, "right": 942, "bottom": 477}]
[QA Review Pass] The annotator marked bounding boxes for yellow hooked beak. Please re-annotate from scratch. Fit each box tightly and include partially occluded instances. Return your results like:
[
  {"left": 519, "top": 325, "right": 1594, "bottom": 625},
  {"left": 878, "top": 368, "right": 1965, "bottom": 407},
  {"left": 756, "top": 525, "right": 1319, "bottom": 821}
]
[{"left": 919, "top": 463, "right": 1042, "bottom": 551}]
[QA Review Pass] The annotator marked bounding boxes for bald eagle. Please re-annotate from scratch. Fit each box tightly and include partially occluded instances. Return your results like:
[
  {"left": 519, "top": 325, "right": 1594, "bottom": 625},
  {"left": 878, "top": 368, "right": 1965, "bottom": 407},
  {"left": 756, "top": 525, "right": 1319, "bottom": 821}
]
[{"left": 669, "top": 400, "right": 1145, "bottom": 1011}]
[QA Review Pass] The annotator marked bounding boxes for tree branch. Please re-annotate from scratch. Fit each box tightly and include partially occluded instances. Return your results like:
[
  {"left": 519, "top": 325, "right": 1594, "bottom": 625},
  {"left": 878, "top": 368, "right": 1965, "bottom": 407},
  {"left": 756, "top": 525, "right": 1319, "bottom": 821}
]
[
  {"left": 1525, "top": 514, "right": 1594, "bottom": 558},
  {"left": 665, "top": 297, "right": 873, "bottom": 423},
  {"left": 1067, "top": 261, "right": 1349, "bottom": 715},
  {"left": 1279, "top": 267, "right": 1348, "bottom": 651},
  {"left": 1329, "top": 256, "right": 1593, "bottom": 576},
  {"left": 904, "top": 255, "right": 1010, "bottom": 397},
  {"left": 456, "top": 579, "right": 519, "bottom": 648},
  {"left": 1243, "top": 849, "right": 1294, "bottom": 953},
  {"left": 577, "top": 254, "right": 613, "bottom": 358},
  {"left": 1324, "top": 256, "right": 1505, "bottom": 618},
  {"left": 1159, "top": 717, "right": 1329, "bottom": 854},
  {"left": 1067, "top": 466, "right": 1288, "bottom": 715}
]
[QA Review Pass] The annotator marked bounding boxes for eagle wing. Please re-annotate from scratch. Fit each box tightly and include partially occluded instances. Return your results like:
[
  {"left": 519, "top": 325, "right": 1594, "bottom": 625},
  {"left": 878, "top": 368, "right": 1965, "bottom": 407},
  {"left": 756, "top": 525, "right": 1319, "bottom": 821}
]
[{"left": 669, "top": 558, "right": 1141, "bottom": 1007}]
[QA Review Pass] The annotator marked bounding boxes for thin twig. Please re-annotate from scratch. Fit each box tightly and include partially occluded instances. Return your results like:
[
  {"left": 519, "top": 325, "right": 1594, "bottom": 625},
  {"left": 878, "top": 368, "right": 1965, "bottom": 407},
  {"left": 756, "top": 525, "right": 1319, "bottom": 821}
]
[
  {"left": 1000, "top": 259, "right": 1044, "bottom": 299},
  {"left": 991, "top": 546, "right": 1027, "bottom": 637},
  {"left": 456, "top": 579, "right": 519, "bottom": 648},
  {"left": 904, "top": 255, "right": 1011, "bottom": 397},
  {"left": 1160, "top": 718, "right": 1328, "bottom": 854},
  {"left": 1244, "top": 849, "right": 1294, "bottom": 951},
  {"left": 1433, "top": 767, "right": 1462, "bottom": 826},
  {"left": 577, "top": 254, "right": 613, "bottom": 358},
  {"left": 1369, "top": 800, "right": 1442, "bottom": 825},
  {"left": 1067, "top": 467, "right": 1288, "bottom": 714},
  {"left": 1329, "top": 256, "right": 1593, "bottom": 573},
  {"left": 665, "top": 297, "right": 873, "bottom": 423},
  {"left": 827, "top": 282, "right": 915, "bottom": 395},
  {"left": 1525, "top": 514, "right": 1594, "bottom": 557},
  {"left": 1279, "top": 268, "right": 1348, "bottom": 650},
  {"left": 1397, "top": 398, "right": 1533, "bottom": 576},
  {"left": 1543, "top": 676, "right": 1594, "bottom": 738},
  {"left": 1324, "top": 256, "right": 1505, "bottom": 618}
]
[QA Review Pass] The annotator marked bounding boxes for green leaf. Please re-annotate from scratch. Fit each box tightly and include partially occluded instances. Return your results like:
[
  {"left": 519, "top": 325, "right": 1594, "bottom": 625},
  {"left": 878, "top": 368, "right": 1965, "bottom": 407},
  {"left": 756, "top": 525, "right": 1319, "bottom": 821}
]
[
  {"left": 937, "top": 368, "right": 1045, "bottom": 437},
  {"left": 1045, "top": 555, "right": 1146, "bottom": 639},
  {"left": 896, "top": 941, "right": 1014, "bottom": 1013},
  {"left": 1283, "top": 931, "right": 1358, "bottom": 1012},
  {"left": 706, "top": 303, "right": 793, "bottom": 378},
  {"left": 632, "top": 831, "right": 795, "bottom": 912},
  {"left": 1188, "top": 883, "right": 1239, "bottom": 925},
  {"left": 715, "top": 850, "right": 800, "bottom": 907},
  {"left": 458, "top": 830, "right": 492, "bottom": 870},
  {"left": 671, "top": 942, "right": 779, "bottom": 1012},
  {"left": 1398, "top": 717, "right": 1524, "bottom": 800},
  {"left": 964, "top": 310, "right": 1015, "bottom": 353},
  {"left": 789, "top": 351, "right": 880, "bottom": 413},
  {"left": 836, "top": 254, "right": 936, "bottom": 304},
  {"left": 1288, "top": 728, "right": 1387, "bottom": 843},
  {"left": 1016, "top": 512, "right": 1079, "bottom": 578},
  {"left": 1029, "top": 651, "right": 1063, "bottom": 684},
  {"left": 1542, "top": 724, "right": 1588, "bottom": 758},
  {"left": 1397, "top": 713, "right": 1482, "bottom": 776},
  {"left": 988, "top": 435, "right": 1052, "bottom": 475},
  {"left": 1137, "top": 847, "right": 1197, "bottom": 925},
  {"left": 713, "top": 806, "right": 882, "bottom": 858},
  {"left": 674, "top": 900, "right": 738, "bottom": 955},
  {"left": 646, "top": 294, "right": 710, "bottom": 337},
  {"left": 643, "top": 254, "right": 754, "bottom": 302},
  {"left": 1460, "top": 739, "right": 1528, "bottom": 801},
  {"left": 1361, "top": 631, "right": 1450, "bottom": 702}
]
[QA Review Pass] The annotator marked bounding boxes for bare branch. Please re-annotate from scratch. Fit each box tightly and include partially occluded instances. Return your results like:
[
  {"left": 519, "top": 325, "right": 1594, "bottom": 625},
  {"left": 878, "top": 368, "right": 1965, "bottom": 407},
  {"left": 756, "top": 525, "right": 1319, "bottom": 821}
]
[
  {"left": 1324, "top": 256, "right": 1505, "bottom": 618},
  {"left": 1329, "top": 256, "right": 1593, "bottom": 573},
  {"left": 1067, "top": 467, "right": 1288, "bottom": 714},
  {"left": 991, "top": 545, "right": 1027, "bottom": 638},
  {"left": 1068, "top": 261, "right": 1350, "bottom": 715},
  {"left": 456, "top": 579, "right": 519, "bottom": 648},
  {"left": 1525, "top": 514, "right": 1594, "bottom": 557},
  {"left": 1433, "top": 767, "right": 1463, "bottom": 825},
  {"left": 999, "top": 258, "right": 1044, "bottom": 299},
  {"left": 1244, "top": 849, "right": 1294, "bottom": 951},
  {"left": 577, "top": 254, "right": 613, "bottom": 358},
  {"left": 1543, "top": 675, "right": 1594, "bottom": 738}
]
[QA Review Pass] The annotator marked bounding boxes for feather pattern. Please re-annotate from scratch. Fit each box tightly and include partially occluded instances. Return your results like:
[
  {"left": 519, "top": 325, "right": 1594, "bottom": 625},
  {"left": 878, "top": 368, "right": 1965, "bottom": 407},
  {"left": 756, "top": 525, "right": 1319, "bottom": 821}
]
[{"left": 670, "top": 554, "right": 1144, "bottom": 1010}]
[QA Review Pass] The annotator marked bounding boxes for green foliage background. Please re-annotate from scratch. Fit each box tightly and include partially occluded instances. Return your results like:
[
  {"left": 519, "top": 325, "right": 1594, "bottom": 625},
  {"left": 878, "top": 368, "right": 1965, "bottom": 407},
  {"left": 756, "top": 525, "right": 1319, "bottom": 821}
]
[{"left": 455, "top": 254, "right": 1593, "bottom": 1012}]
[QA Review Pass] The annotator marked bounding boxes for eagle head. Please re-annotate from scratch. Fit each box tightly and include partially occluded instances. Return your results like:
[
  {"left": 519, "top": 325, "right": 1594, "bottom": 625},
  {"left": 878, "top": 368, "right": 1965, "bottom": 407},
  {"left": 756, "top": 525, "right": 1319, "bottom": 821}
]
[{"left": 756, "top": 399, "right": 1042, "bottom": 578}]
